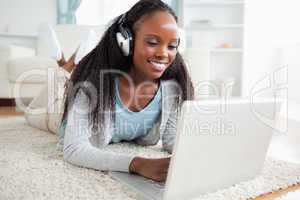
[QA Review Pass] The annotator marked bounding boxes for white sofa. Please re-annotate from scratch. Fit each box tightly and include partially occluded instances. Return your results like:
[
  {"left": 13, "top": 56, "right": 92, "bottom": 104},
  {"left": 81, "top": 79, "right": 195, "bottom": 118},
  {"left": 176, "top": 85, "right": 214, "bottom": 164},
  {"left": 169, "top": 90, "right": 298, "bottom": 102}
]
[
  {"left": 267, "top": 44, "right": 300, "bottom": 163},
  {"left": 0, "top": 25, "right": 105, "bottom": 99}
]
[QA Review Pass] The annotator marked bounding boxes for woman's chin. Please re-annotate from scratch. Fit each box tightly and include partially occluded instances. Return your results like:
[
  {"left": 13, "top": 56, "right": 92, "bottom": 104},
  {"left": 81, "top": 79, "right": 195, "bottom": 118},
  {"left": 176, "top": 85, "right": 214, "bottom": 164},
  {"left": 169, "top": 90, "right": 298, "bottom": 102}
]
[
  {"left": 148, "top": 70, "right": 165, "bottom": 80},
  {"left": 148, "top": 68, "right": 166, "bottom": 79}
]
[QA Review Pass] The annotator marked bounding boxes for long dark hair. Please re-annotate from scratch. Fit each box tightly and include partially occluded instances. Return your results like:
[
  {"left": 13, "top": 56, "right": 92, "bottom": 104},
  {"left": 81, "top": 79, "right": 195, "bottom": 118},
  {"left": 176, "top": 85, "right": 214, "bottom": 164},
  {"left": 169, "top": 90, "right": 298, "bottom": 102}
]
[{"left": 62, "top": 0, "right": 194, "bottom": 131}]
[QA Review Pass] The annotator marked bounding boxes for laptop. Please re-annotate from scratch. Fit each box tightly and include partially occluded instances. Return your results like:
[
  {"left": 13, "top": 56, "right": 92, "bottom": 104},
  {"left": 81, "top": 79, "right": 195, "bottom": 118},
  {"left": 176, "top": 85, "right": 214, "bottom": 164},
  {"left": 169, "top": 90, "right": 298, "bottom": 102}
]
[{"left": 110, "top": 98, "right": 280, "bottom": 200}]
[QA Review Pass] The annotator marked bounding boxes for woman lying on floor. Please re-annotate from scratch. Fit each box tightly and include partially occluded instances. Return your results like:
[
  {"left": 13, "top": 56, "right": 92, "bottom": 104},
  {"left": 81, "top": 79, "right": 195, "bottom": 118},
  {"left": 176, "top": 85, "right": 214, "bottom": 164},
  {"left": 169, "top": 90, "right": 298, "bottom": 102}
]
[{"left": 25, "top": 0, "right": 194, "bottom": 182}]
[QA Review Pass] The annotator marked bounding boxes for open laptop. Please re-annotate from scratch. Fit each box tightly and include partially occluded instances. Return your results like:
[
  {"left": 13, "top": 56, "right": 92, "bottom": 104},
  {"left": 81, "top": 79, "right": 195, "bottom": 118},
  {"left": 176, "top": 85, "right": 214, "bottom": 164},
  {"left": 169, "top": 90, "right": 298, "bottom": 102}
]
[{"left": 110, "top": 98, "right": 280, "bottom": 200}]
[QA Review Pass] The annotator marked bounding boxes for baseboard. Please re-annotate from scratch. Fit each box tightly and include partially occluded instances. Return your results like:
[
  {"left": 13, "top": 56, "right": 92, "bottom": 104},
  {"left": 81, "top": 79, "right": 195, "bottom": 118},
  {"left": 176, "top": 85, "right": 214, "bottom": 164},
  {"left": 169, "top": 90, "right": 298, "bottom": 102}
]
[{"left": 0, "top": 98, "right": 16, "bottom": 107}]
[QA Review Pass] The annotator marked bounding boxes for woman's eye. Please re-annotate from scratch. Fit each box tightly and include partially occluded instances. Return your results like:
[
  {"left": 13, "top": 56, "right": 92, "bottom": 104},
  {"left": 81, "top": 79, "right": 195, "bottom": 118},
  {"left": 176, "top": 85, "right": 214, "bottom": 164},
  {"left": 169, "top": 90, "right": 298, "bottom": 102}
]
[
  {"left": 168, "top": 45, "right": 178, "bottom": 50},
  {"left": 147, "top": 41, "right": 158, "bottom": 46}
]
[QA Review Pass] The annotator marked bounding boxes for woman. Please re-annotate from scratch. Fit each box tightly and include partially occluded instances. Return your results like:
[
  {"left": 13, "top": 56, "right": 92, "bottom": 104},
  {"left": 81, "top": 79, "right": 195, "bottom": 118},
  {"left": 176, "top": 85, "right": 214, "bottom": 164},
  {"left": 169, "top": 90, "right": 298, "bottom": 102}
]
[{"left": 61, "top": 0, "right": 193, "bottom": 182}]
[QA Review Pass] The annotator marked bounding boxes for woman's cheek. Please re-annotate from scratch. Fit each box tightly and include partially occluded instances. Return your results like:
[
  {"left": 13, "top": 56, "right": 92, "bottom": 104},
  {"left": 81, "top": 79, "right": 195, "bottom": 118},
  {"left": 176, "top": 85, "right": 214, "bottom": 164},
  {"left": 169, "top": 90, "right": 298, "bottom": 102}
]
[
  {"left": 169, "top": 52, "right": 177, "bottom": 63},
  {"left": 142, "top": 45, "right": 156, "bottom": 56}
]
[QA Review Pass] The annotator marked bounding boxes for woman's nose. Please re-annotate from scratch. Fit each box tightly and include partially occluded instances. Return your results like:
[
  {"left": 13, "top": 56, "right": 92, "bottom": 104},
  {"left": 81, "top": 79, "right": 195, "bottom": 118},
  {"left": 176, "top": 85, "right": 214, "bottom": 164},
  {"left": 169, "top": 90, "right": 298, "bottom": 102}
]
[{"left": 155, "top": 46, "right": 168, "bottom": 58}]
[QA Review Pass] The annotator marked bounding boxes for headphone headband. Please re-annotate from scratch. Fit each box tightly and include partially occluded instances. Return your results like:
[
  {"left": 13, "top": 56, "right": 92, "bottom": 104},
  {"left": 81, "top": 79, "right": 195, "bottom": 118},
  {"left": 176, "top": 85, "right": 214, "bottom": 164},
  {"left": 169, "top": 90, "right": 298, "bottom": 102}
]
[{"left": 118, "top": 13, "right": 127, "bottom": 26}]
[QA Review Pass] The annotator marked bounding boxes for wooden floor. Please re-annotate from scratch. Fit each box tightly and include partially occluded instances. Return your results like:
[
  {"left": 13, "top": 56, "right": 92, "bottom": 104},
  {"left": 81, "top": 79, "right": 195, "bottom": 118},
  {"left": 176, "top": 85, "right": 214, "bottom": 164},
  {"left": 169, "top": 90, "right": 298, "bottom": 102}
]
[
  {"left": 0, "top": 106, "right": 299, "bottom": 199},
  {"left": 0, "top": 106, "right": 24, "bottom": 117},
  {"left": 255, "top": 184, "right": 300, "bottom": 200}
]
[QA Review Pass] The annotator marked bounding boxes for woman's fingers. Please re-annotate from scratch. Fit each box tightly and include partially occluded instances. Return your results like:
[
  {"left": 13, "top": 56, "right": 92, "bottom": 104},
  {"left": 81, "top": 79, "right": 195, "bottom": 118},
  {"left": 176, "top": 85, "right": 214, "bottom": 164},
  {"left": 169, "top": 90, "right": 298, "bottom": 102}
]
[
  {"left": 157, "top": 171, "right": 168, "bottom": 182},
  {"left": 134, "top": 157, "right": 171, "bottom": 182}
]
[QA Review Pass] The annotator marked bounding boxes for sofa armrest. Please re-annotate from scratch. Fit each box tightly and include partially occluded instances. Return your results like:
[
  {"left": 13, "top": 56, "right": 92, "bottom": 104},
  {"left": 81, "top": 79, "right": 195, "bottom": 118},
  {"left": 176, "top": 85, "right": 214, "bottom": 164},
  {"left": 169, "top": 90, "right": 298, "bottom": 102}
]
[
  {"left": 0, "top": 45, "right": 36, "bottom": 79},
  {"left": 0, "top": 45, "right": 36, "bottom": 61}
]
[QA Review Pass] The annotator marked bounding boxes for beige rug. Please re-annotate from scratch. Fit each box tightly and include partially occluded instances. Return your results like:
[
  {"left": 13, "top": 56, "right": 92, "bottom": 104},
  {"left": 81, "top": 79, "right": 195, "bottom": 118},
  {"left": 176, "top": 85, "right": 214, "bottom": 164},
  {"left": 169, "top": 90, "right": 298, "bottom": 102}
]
[
  {"left": 1, "top": 116, "right": 300, "bottom": 200},
  {"left": 0, "top": 116, "right": 140, "bottom": 200}
]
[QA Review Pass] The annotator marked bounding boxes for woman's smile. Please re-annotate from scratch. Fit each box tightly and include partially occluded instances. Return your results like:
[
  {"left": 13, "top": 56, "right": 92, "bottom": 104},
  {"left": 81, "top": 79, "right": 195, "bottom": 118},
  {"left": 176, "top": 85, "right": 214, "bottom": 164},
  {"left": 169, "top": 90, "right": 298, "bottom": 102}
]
[{"left": 148, "top": 59, "right": 169, "bottom": 72}]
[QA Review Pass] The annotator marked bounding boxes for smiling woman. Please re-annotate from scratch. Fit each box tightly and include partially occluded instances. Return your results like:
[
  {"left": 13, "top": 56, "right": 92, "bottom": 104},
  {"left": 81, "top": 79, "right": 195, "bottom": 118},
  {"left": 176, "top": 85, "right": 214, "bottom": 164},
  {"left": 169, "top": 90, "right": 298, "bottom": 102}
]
[
  {"left": 25, "top": 0, "right": 194, "bottom": 183},
  {"left": 61, "top": 0, "right": 194, "bottom": 182}
]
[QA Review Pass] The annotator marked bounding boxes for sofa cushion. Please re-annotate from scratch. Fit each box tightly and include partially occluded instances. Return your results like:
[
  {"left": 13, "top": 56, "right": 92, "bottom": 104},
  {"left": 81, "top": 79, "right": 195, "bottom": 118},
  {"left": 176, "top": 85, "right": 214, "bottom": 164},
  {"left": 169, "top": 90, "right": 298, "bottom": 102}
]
[
  {"left": 36, "top": 24, "right": 53, "bottom": 60},
  {"left": 7, "top": 56, "right": 57, "bottom": 83},
  {"left": 55, "top": 25, "right": 105, "bottom": 60},
  {"left": 0, "top": 79, "right": 11, "bottom": 98}
]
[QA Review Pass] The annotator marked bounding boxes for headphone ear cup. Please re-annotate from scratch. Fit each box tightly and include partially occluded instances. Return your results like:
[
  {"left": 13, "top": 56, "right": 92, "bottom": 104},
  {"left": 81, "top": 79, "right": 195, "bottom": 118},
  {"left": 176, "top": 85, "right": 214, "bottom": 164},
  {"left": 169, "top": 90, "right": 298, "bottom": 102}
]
[
  {"left": 116, "top": 31, "right": 132, "bottom": 56},
  {"left": 116, "top": 32, "right": 125, "bottom": 53},
  {"left": 123, "top": 27, "right": 133, "bottom": 56}
]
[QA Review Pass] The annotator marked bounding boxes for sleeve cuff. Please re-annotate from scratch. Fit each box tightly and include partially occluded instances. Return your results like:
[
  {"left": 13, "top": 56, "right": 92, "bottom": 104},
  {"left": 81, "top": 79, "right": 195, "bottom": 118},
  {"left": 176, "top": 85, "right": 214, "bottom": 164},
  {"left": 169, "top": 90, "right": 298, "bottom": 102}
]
[{"left": 114, "top": 154, "right": 136, "bottom": 172}]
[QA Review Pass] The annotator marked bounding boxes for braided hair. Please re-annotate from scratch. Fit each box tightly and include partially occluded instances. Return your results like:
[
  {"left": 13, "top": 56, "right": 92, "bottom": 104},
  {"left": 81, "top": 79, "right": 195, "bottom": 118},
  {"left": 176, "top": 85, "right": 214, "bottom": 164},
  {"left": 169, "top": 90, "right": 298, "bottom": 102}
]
[{"left": 62, "top": 0, "right": 194, "bottom": 131}]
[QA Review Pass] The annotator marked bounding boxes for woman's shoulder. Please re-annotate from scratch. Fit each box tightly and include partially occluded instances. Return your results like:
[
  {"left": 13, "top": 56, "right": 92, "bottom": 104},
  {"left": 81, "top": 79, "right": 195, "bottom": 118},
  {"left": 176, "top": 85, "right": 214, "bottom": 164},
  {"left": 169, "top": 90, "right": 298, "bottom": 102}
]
[
  {"left": 161, "top": 79, "right": 182, "bottom": 96},
  {"left": 71, "top": 85, "right": 92, "bottom": 107}
]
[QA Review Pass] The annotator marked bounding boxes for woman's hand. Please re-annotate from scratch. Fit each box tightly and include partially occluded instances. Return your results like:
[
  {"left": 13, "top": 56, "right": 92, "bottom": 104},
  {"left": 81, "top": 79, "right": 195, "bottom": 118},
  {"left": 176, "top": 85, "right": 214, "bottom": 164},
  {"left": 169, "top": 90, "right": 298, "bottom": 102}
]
[{"left": 129, "top": 156, "right": 171, "bottom": 182}]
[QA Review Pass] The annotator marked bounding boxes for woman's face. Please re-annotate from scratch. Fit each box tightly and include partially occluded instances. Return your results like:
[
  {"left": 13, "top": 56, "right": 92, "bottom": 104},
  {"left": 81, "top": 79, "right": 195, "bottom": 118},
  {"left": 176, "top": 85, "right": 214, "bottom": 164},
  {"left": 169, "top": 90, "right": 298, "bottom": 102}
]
[{"left": 132, "top": 11, "right": 179, "bottom": 81}]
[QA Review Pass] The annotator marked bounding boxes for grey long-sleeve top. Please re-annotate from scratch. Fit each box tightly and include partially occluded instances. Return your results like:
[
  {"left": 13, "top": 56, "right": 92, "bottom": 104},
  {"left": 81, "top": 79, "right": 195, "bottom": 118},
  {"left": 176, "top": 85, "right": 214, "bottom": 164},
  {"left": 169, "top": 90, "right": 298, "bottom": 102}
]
[{"left": 63, "top": 79, "right": 182, "bottom": 172}]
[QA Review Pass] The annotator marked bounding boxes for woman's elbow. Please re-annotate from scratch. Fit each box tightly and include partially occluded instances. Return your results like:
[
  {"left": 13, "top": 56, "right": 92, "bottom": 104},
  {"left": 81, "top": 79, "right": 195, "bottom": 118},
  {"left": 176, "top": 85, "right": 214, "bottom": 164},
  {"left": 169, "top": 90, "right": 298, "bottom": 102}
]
[{"left": 63, "top": 143, "right": 79, "bottom": 165}]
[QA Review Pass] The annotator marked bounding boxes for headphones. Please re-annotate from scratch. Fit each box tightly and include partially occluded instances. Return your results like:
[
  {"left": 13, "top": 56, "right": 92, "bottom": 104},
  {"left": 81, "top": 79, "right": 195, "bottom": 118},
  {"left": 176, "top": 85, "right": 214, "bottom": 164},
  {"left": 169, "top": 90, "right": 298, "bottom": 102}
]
[{"left": 116, "top": 13, "right": 133, "bottom": 56}]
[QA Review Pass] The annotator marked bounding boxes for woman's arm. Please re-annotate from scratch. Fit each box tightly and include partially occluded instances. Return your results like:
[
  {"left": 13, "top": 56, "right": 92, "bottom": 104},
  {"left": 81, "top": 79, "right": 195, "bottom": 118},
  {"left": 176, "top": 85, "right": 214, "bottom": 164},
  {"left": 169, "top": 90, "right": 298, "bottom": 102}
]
[
  {"left": 63, "top": 89, "right": 171, "bottom": 181},
  {"left": 63, "top": 89, "right": 135, "bottom": 172},
  {"left": 129, "top": 98, "right": 181, "bottom": 182},
  {"left": 162, "top": 101, "right": 181, "bottom": 154},
  {"left": 129, "top": 104, "right": 180, "bottom": 182}
]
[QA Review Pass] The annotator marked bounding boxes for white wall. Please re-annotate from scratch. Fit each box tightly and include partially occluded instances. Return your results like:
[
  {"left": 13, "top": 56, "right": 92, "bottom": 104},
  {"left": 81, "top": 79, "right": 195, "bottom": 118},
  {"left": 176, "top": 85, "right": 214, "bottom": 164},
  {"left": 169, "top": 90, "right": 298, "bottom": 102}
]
[
  {"left": 76, "top": 0, "right": 139, "bottom": 26},
  {"left": 76, "top": 0, "right": 173, "bottom": 26},
  {"left": 0, "top": 0, "right": 56, "bottom": 36},
  {"left": 281, "top": 44, "right": 300, "bottom": 103},
  {"left": 242, "top": 0, "right": 300, "bottom": 98}
]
